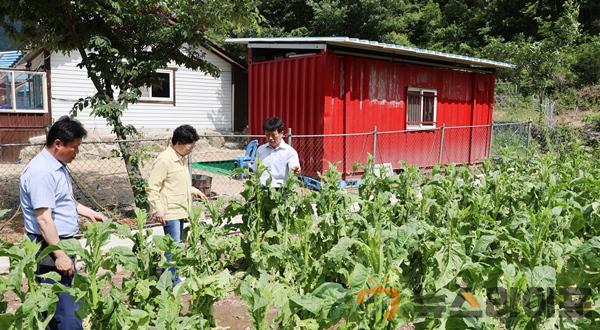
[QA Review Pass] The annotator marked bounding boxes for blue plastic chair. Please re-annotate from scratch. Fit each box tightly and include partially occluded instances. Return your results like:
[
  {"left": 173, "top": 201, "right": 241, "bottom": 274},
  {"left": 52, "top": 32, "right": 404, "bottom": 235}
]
[
  {"left": 301, "top": 176, "right": 363, "bottom": 191},
  {"left": 302, "top": 176, "right": 322, "bottom": 191},
  {"left": 234, "top": 139, "right": 258, "bottom": 170}
]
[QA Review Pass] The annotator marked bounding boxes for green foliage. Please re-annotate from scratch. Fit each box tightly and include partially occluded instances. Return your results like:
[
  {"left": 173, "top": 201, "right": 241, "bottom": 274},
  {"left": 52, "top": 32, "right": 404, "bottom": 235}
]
[
  {"left": 0, "top": 26, "right": 20, "bottom": 51},
  {"left": 478, "top": 0, "right": 580, "bottom": 99},
  {"left": 231, "top": 143, "right": 600, "bottom": 328},
  {"left": 0, "top": 238, "right": 64, "bottom": 329},
  {"left": 571, "top": 36, "right": 600, "bottom": 87},
  {"left": 576, "top": 85, "right": 600, "bottom": 113},
  {"left": 246, "top": 0, "right": 599, "bottom": 50},
  {"left": 583, "top": 111, "right": 600, "bottom": 130},
  {"left": 3, "top": 138, "right": 600, "bottom": 328},
  {"left": 231, "top": 0, "right": 599, "bottom": 114},
  {"left": 0, "top": 0, "right": 258, "bottom": 209},
  {"left": 493, "top": 86, "right": 537, "bottom": 122}
]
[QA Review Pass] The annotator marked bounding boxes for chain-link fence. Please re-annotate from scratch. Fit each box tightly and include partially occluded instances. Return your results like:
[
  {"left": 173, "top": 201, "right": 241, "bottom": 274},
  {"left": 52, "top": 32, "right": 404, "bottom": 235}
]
[
  {"left": 494, "top": 82, "right": 557, "bottom": 127},
  {"left": 0, "top": 139, "right": 172, "bottom": 225},
  {"left": 0, "top": 122, "right": 531, "bottom": 227},
  {"left": 286, "top": 132, "right": 374, "bottom": 179},
  {"left": 489, "top": 121, "right": 532, "bottom": 158},
  {"left": 189, "top": 134, "right": 264, "bottom": 199},
  {"left": 289, "top": 121, "right": 530, "bottom": 178}
]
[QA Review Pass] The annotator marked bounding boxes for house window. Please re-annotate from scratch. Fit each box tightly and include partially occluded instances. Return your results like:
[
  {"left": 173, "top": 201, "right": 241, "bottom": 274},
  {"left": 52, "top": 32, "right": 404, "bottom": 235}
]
[
  {"left": 407, "top": 88, "right": 437, "bottom": 129},
  {"left": 139, "top": 69, "right": 175, "bottom": 104},
  {"left": 0, "top": 69, "right": 47, "bottom": 112}
]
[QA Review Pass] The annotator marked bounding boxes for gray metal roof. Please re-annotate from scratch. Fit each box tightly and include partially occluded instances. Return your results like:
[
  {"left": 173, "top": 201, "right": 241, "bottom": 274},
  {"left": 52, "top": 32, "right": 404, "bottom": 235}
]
[
  {"left": 225, "top": 37, "right": 515, "bottom": 70},
  {"left": 0, "top": 51, "right": 22, "bottom": 68}
]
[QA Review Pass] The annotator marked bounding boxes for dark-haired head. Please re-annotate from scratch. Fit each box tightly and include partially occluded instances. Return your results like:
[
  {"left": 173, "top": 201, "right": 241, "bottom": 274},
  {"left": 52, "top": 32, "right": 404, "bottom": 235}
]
[
  {"left": 172, "top": 125, "right": 199, "bottom": 145},
  {"left": 262, "top": 117, "right": 284, "bottom": 133},
  {"left": 46, "top": 116, "right": 87, "bottom": 147}
]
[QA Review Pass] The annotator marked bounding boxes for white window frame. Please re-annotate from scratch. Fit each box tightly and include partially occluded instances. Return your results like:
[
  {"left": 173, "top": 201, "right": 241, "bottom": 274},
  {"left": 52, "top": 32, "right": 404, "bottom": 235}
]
[
  {"left": 0, "top": 69, "right": 48, "bottom": 113},
  {"left": 139, "top": 69, "right": 175, "bottom": 104},
  {"left": 406, "top": 87, "right": 437, "bottom": 130}
]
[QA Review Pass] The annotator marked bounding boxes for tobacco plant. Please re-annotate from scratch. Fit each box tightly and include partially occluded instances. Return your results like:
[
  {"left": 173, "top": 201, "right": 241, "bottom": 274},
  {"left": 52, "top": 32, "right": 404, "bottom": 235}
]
[
  {"left": 45, "top": 221, "right": 142, "bottom": 328},
  {"left": 3, "top": 140, "right": 600, "bottom": 329},
  {"left": 0, "top": 238, "right": 65, "bottom": 329}
]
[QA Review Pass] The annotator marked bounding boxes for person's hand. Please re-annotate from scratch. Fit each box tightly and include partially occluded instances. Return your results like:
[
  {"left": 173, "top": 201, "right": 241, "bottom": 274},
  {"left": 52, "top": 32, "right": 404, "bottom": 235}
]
[
  {"left": 154, "top": 211, "right": 166, "bottom": 225},
  {"left": 55, "top": 254, "right": 74, "bottom": 277},
  {"left": 291, "top": 166, "right": 301, "bottom": 175},
  {"left": 193, "top": 190, "right": 209, "bottom": 201},
  {"left": 77, "top": 204, "right": 108, "bottom": 222},
  {"left": 91, "top": 211, "right": 107, "bottom": 222}
]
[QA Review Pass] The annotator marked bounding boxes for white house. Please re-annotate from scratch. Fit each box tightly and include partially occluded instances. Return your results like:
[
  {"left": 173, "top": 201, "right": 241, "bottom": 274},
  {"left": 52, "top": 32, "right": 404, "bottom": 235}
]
[
  {"left": 1, "top": 44, "right": 247, "bottom": 149},
  {"left": 50, "top": 48, "right": 246, "bottom": 133}
]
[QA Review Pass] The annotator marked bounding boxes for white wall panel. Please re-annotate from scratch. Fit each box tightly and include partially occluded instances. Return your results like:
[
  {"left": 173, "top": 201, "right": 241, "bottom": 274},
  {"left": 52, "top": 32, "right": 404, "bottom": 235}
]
[{"left": 50, "top": 48, "right": 233, "bottom": 133}]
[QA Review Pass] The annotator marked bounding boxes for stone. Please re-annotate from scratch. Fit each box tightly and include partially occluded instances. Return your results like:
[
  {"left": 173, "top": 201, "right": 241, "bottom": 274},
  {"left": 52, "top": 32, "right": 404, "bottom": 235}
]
[
  {"left": 224, "top": 142, "right": 242, "bottom": 149},
  {"left": 202, "top": 130, "right": 225, "bottom": 148},
  {"left": 28, "top": 135, "right": 46, "bottom": 144}
]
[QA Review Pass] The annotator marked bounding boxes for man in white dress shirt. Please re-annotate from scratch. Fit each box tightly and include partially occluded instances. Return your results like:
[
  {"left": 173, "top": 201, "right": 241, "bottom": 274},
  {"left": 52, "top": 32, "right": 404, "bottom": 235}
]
[{"left": 253, "top": 117, "right": 301, "bottom": 187}]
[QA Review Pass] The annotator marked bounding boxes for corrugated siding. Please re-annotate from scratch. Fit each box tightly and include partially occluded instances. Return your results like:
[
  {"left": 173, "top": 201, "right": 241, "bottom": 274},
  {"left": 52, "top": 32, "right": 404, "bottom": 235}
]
[
  {"left": 469, "top": 73, "right": 494, "bottom": 163},
  {"left": 328, "top": 55, "right": 495, "bottom": 169},
  {"left": 248, "top": 53, "right": 327, "bottom": 178},
  {"left": 321, "top": 52, "right": 346, "bottom": 175},
  {"left": 0, "top": 51, "right": 22, "bottom": 68},
  {"left": 248, "top": 54, "right": 326, "bottom": 135},
  {"left": 50, "top": 49, "right": 233, "bottom": 132},
  {"left": 247, "top": 50, "right": 496, "bottom": 176}
]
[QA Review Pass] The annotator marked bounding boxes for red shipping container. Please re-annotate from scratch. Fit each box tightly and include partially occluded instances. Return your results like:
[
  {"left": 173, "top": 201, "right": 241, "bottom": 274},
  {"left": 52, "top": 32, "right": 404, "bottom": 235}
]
[{"left": 229, "top": 37, "right": 513, "bottom": 178}]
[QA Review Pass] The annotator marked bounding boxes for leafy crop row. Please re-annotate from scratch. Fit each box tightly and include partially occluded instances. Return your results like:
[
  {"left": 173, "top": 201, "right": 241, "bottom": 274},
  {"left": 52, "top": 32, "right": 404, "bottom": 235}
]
[{"left": 2, "top": 143, "right": 600, "bottom": 329}]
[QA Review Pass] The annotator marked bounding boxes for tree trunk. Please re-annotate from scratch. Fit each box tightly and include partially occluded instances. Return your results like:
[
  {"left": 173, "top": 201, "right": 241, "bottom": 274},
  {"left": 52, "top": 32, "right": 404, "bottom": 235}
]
[
  {"left": 71, "top": 44, "right": 149, "bottom": 209},
  {"left": 113, "top": 118, "right": 149, "bottom": 210}
]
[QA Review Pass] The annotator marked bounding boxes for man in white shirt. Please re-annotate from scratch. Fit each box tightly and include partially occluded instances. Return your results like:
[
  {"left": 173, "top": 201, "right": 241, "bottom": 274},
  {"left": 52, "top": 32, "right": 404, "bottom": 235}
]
[{"left": 253, "top": 117, "right": 301, "bottom": 187}]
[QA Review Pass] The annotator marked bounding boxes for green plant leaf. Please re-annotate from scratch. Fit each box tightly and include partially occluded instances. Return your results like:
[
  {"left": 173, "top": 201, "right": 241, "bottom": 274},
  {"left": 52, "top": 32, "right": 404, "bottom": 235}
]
[
  {"left": 36, "top": 271, "right": 61, "bottom": 283},
  {"left": 525, "top": 266, "right": 556, "bottom": 288},
  {"left": 0, "top": 313, "right": 15, "bottom": 328},
  {"left": 434, "top": 241, "right": 467, "bottom": 290},
  {"left": 290, "top": 294, "right": 323, "bottom": 315},
  {"left": 348, "top": 263, "right": 369, "bottom": 291}
]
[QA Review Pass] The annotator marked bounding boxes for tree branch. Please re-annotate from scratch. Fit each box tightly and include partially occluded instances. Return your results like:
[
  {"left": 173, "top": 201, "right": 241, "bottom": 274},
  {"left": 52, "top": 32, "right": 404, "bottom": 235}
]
[{"left": 64, "top": 2, "right": 106, "bottom": 99}]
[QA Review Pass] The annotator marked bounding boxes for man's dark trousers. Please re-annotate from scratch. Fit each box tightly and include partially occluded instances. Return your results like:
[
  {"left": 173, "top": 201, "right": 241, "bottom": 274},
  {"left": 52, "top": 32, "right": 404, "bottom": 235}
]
[{"left": 27, "top": 233, "right": 83, "bottom": 330}]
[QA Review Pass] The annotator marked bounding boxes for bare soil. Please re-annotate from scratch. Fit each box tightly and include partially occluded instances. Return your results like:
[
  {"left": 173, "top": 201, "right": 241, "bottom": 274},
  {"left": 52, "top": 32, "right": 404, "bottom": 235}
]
[
  {"left": 0, "top": 146, "right": 247, "bottom": 244},
  {"left": 557, "top": 110, "right": 589, "bottom": 128}
]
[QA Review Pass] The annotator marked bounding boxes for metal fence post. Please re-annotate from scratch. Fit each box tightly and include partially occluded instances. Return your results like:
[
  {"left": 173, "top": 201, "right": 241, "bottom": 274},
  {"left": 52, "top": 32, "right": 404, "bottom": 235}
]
[
  {"left": 288, "top": 127, "right": 293, "bottom": 147},
  {"left": 438, "top": 124, "right": 445, "bottom": 164},
  {"left": 489, "top": 122, "right": 495, "bottom": 158},
  {"left": 526, "top": 120, "right": 532, "bottom": 158},
  {"left": 373, "top": 126, "right": 377, "bottom": 161}
]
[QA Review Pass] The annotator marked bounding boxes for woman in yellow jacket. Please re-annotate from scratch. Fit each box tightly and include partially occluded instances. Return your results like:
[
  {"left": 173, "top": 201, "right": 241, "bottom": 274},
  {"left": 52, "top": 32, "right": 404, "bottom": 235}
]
[{"left": 147, "top": 124, "right": 207, "bottom": 286}]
